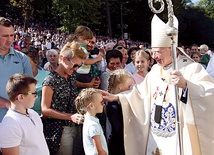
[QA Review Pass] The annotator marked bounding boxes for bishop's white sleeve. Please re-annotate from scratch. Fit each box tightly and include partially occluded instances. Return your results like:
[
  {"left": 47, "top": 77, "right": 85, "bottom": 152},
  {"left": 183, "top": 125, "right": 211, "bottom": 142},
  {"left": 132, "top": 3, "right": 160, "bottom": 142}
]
[{"left": 206, "top": 56, "right": 214, "bottom": 79}]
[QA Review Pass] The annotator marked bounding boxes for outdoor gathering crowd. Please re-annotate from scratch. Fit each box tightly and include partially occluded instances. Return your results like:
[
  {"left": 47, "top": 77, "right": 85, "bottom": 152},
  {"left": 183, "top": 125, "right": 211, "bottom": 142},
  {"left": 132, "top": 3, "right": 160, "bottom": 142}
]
[{"left": 0, "top": 14, "right": 214, "bottom": 155}]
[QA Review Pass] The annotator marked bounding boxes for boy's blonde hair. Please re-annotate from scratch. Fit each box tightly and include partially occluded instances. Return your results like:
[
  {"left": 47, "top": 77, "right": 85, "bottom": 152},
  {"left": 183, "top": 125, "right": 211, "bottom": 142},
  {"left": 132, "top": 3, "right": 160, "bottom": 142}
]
[
  {"left": 75, "top": 88, "right": 99, "bottom": 115},
  {"left": 59, "top": 41, "right": 87, "bottom": 62},
  {"left": 133, "top": 50, "right": 149, "bottom": 63},
  {"left": 108, "top": 69, "right": 132, "bottom": 93}
]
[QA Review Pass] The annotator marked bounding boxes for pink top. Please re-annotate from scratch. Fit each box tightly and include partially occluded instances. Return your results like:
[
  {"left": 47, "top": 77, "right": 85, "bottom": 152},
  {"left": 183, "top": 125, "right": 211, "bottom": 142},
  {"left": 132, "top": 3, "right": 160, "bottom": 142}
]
[{"left": 132, "top": 72, "right": 145, "bottom": 85}]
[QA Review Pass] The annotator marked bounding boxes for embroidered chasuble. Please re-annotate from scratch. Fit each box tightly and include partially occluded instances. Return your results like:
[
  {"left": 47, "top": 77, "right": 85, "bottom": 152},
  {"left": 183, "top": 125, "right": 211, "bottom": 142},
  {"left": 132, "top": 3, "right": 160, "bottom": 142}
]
[{"left": 118, "top": 55, "right": 214, "bottom": 155}]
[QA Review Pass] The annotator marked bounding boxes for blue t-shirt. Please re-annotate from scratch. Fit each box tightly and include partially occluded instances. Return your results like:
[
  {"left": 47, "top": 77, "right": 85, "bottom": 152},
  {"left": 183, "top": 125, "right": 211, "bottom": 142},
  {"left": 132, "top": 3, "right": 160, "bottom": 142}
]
[{"left": 0, "top": 47, "right": 33, "bottom": 122}]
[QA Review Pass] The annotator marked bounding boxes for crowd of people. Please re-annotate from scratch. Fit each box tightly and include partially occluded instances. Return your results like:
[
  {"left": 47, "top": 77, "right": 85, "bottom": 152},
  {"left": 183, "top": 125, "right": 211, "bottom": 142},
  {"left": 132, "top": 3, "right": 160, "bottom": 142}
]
[{"left": 0, "top": 14, "right": 214, "bottom": 155}]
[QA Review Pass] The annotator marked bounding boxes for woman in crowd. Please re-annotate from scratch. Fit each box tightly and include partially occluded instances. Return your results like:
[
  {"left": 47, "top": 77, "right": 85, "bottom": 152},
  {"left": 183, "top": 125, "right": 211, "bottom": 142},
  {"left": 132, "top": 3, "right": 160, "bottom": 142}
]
[
  {"left": 41, "top": 41, "right": 87, "bottom": 155},
  {"left": 191, "top": 52, "right": 206, "bottom": 69},
  {"left": 21, "top": 47, "right": 50, "bottom": 115},
  {"left": 125, "top": 47, "right": 138, "bottom": 74},
  {"left": 44, "top": 49, "right": 59, "bottom": 71},
  {"left": 114, "top": 45, "right": 128, "bottom": 68}
]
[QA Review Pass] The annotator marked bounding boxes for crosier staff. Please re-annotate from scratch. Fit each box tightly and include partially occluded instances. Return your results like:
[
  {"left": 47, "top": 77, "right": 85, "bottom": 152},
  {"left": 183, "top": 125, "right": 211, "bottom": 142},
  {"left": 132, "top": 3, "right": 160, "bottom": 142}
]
[{"left": 148, "top": 0, "right": 183, "bottom": 155}]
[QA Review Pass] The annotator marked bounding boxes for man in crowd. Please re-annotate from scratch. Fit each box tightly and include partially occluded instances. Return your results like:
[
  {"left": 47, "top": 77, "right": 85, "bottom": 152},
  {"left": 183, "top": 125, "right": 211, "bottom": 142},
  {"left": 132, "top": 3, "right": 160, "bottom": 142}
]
[{"left": 0, "top": 17, "right": 33, "bottom": 122}]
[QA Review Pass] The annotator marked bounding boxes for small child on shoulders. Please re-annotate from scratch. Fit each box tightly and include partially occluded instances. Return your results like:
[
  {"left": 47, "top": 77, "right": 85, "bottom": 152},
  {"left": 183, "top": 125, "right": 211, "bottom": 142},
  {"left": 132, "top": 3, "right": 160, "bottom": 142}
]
[
  {"left": 0, "top": 73, "right": 49, "bottom": 155},
  {"left": 75, "top": 88, "right": 108, "bottom": 155}
]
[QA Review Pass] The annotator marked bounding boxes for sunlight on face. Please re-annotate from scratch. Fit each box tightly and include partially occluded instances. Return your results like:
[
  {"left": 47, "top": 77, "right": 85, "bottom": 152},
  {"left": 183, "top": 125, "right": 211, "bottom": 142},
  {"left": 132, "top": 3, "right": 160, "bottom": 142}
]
[
  {"left": 120, "top": 78, "right": 133, "bottom": 92},
  {"left": 134, "top": 56, "right": 148, "bottom": 72},
  {"left": 151, "top": 47, "right": 172, "bottom": 67},
  {"left": 107, "top": 58, "right": 122, "bottom": 71},
  {"left": 192, "top": 53, "right": 200, "bottom": 62}
]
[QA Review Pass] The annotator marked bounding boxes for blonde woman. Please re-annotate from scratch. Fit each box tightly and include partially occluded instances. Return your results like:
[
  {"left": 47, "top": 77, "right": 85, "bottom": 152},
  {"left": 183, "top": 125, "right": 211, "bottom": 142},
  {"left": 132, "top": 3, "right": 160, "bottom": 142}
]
[{"left": 41, "top": 41, "right": 87, "bottom": 155}]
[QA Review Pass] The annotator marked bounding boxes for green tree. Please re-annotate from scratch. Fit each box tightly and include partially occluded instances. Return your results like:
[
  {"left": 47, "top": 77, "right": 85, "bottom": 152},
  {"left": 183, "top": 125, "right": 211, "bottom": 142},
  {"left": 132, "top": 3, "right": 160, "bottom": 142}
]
[
  {"left": 10, "top": 0, "right": 34, "bottom": 30},
  {"left": 198, "top": 0, "right": 214, "bottom": 18},
  {"left": 52, "top": 0, "right": 103, "bottom": 33}
]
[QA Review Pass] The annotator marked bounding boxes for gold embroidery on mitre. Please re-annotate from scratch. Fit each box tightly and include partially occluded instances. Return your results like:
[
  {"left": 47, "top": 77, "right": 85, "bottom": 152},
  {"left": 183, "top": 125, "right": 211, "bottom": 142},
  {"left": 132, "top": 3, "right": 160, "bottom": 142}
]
[{"left": 152, "top": 148, "right": 162, "bottom": 155}]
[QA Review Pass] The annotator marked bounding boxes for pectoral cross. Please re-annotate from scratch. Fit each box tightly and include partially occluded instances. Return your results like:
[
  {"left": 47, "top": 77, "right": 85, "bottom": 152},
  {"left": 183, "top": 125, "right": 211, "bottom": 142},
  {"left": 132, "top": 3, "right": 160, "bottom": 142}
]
[{"left": 159, "top": 91, "right": 163, "bottom": 96}]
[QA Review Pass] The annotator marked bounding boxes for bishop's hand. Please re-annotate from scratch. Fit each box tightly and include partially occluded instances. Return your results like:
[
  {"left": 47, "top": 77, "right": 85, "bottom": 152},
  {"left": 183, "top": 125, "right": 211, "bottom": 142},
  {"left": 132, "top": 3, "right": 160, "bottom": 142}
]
[
  {"left": 97, "top": 89, "right": 119, "bottom": 102},
  {"left": 170, "top": 70, "right": 187, "bottom": 90}
]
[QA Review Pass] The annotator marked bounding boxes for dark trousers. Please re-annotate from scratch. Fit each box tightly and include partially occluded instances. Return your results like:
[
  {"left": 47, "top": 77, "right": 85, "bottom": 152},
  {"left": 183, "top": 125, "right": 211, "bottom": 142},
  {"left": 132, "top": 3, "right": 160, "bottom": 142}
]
[{"left": 73, "top": 125, "right": 85, "bottom": 155}]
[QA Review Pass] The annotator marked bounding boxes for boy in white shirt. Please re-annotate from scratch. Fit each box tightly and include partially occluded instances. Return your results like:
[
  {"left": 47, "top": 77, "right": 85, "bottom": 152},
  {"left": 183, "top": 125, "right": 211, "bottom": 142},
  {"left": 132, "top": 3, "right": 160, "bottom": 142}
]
[
  {"left": 75, "top": 88, "right": 108, "bottom": 155},
  {"left": 0, "top": 73, "right": 49, "bottom": 155}
]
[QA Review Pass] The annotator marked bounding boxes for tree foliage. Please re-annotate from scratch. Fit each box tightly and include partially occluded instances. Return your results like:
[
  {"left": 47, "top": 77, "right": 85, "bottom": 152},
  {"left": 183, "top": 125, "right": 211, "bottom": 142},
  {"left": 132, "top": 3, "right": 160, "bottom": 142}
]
[
  {"left": 198, "top": 0, "right": 214, "bottom": 18},
  {"left": 1, "top": 0, "right": 214, "bottom": 46},
  {"left": 52, "top": 0, "right": 103, "bottom": 33},
  {"left": 10, "top": 0, "right": 34, "bottom": 29}
]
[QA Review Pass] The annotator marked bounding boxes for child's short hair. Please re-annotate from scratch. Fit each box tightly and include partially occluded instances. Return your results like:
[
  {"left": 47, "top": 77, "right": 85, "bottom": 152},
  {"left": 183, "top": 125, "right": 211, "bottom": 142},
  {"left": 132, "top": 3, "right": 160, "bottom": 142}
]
[
  {"left": 75, "top": 88, "right": 99, "bottom": 115},
  {"left": 6, "top": 73, "right": 37, "bottom": 102},
  {"left": 108, "top": 69, "right": 132, "bottom": 93}
]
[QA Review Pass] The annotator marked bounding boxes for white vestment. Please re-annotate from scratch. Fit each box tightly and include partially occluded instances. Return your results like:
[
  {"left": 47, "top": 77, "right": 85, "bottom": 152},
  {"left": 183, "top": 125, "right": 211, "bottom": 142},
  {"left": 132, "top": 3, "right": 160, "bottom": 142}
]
[{"left": 118, "top": 55, "right": 214, "bottom": 155}]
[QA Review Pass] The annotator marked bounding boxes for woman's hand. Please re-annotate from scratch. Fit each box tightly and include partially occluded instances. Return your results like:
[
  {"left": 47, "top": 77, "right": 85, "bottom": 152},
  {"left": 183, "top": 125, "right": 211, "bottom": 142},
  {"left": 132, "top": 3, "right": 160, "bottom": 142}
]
[{"left": 71, "top": 113, "right": 84, "bottom": 125}]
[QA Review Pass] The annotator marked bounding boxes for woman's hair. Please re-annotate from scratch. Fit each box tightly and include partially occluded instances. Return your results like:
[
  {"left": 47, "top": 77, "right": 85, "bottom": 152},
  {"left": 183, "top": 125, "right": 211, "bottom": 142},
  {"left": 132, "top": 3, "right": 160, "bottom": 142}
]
[
  {"left": 21, "top": 47, "right": 39, "bottom": 64},
  {"left": 191, "top": 52, "right": 201, "bottom": 58},
  {"left": 59, "top": 41, "right": 87, "bottom": 62},
  {"left": 45, "top": 49, "right": 58, "bottom": 57},
  {"left": 108, "top": 69, "right": 132, "bottom": 93},
  {"left": 6, "top": 73, "right": 37, "bottom": 102},
  {"left": 127, "top": 47, "right": 139, "bottom": 63},
  {"left": 68, "top": 25, "right": 93, "bottom": 42},
  {"left": 75, "top": 88, "right": 99, "bottom": 115},
  {"left": 114, "top": 45, "right": 127, "bottom": 55},
  {"left": 133, "top": 50, "right": 149, "bottom": 63},
  {"left": 145, "top": 49, "right": 152, "bottom": 61}
]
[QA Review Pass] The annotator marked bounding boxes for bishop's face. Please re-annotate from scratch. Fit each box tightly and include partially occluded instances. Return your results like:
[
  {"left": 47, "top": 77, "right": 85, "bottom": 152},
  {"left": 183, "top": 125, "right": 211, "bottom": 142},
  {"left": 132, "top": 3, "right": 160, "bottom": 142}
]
[{"left": 151, "top": 47, "right": 172, "bottom": 67}]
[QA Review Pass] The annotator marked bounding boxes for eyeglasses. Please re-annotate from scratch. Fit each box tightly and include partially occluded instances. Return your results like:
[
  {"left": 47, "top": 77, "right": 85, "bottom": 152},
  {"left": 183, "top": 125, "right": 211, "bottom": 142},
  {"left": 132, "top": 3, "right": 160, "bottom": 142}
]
[
  {"left": 22, "top": 92, "right": 38, "bottom": 97},
  {"left": 69, "top": 59, "right": 82, "bottom": 68},
  {"left": 115, "top": 46, "right": 125, "bottom": 50},
  {"left": 152, "top": 49, "right": 166, "bottom": 56}
]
